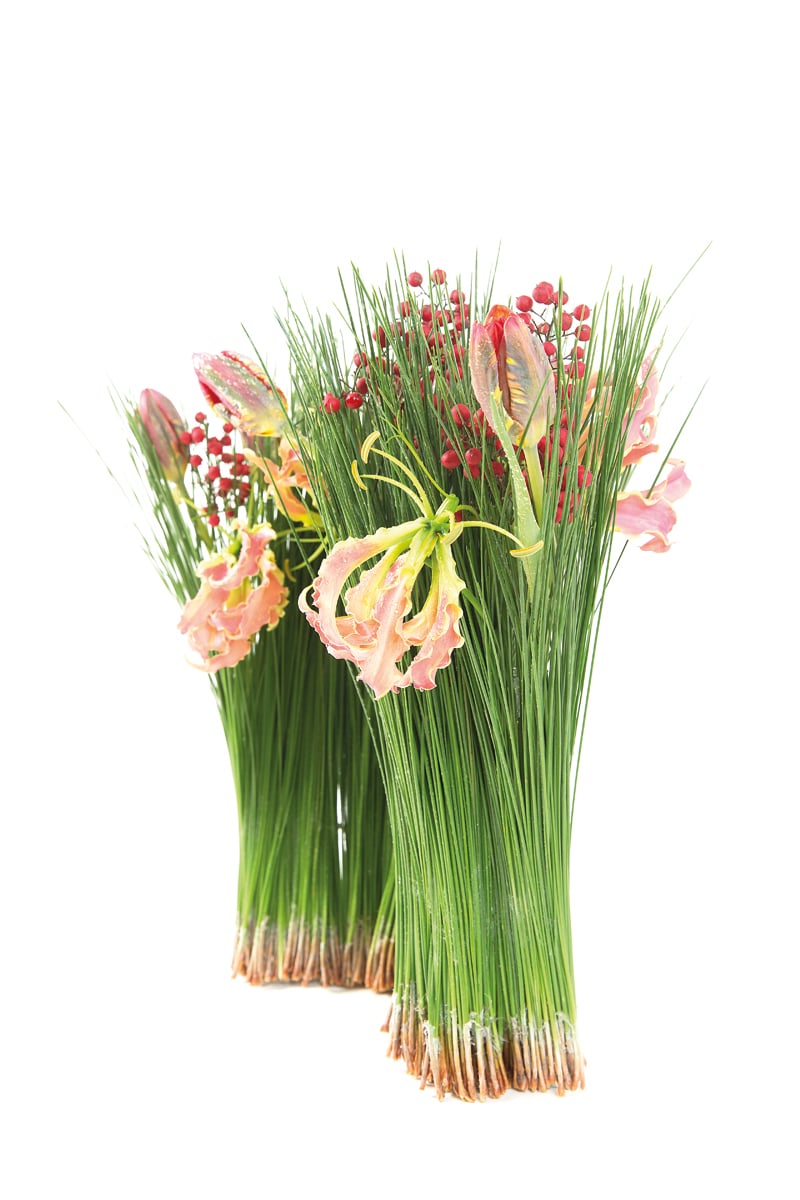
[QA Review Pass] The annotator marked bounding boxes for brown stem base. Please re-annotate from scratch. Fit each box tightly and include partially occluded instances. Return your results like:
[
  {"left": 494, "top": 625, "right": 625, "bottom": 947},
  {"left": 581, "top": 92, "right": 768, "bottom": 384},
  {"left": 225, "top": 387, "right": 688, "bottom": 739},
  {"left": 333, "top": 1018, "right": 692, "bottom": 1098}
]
[
  {"left": 364, "top": 934, "right": 395, "bottom": 994},
  {"left": 231, "top": 919, "right": 343, "bottom": 987},
  {"left": 383, "top": 991, "right": 585, "bottom": 1101}
]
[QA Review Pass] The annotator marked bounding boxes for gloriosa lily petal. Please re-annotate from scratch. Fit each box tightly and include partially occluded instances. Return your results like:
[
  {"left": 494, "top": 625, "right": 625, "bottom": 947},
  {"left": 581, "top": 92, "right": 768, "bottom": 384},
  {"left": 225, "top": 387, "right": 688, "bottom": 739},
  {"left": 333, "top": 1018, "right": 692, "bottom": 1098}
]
[
  {"left": 244, "top": 437, "right": 319, "bottom": 526},
  {"left": 299, "top": 503, "right": 465, "bottom": 700},
  {"left": 615, "top": 459, "right": 691, "bottom": 552},
  {"left": 623, "top": 356, "right": 660, "bottom": 466},
  {"left": 178, "top": 522, "right": 288, "bottom": 671}
]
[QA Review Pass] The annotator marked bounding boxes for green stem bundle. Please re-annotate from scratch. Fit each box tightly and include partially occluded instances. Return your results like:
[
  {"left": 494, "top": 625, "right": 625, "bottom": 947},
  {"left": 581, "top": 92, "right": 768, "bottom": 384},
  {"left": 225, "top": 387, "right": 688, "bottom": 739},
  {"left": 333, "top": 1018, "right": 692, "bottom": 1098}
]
[
  {"left": 120, "top": 389, "right": 394, "bottom": 990},
  {"left": 283, "top": 260, "right": 663, "bottom": 1095}
]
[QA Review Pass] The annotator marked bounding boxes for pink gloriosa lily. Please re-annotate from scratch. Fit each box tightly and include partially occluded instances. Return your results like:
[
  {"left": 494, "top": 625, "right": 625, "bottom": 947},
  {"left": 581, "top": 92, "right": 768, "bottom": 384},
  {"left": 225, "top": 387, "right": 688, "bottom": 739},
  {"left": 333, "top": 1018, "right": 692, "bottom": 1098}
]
[
  {"left": 615, "top": 460, "right": 690, "bottom": 552},
  {"left": 300, "top": 476, "right": 466, "bottom": 700},
  {"left": 178, "top": 524, "right": 288, "bottom": 671},
  {"left": 193, "top": 352, "right": 289, "bottom": 439}
]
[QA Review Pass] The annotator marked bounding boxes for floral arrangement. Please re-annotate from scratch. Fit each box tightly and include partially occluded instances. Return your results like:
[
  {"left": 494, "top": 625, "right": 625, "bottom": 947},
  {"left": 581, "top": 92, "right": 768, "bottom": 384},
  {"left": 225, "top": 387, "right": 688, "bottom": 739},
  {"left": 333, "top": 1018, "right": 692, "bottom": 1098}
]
[
  {"left": 123, "top": 357, "right": 394, "bottom": 991},
  {"left": 276, "top": 259, "right": 692, "bottom": 1098},
  {"left": 124, "top": 252, "right": 693, "bottom": 1102}
]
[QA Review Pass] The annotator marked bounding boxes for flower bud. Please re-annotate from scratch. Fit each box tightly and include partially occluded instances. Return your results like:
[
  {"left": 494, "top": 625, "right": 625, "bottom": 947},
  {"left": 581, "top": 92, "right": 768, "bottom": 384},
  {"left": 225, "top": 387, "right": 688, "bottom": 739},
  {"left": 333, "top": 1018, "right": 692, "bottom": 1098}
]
[
  {"left": 138, "top": 389, "right": 190, "bottom": 482},
  {"left": 193, "top": 352, "right": 288, "bottom": 439}
]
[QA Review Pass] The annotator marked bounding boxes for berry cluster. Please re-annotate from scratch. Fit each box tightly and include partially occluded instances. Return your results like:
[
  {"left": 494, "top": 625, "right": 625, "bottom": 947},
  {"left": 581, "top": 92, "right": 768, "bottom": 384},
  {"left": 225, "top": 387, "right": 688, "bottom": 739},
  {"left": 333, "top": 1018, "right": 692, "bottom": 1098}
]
[
  {"left": 179, "top": 411, "right": 251, "bottom": 528},
  {"left": 434, "top": 277, "right": 595, "bottom": 520},
  {"left": 321, "top": 268, "right": 469, "bottom": 415},
  {"left": 514, "top": 281, "right": 592, "bottom": 394},
  {"left": 323, "top": 268, "right": 595, "bottom": 524}
]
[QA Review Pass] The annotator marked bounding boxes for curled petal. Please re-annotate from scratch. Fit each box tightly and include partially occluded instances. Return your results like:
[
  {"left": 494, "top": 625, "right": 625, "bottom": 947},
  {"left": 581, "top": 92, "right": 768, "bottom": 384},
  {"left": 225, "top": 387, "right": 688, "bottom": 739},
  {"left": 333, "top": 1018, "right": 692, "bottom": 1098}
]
[
  {"left": 245, "top": 444, "right": 316, "bottom": 525},
  {"left": 299, "top": 521, "right": 423, "bottom": 660},
  {"left": 400, "top": 542, "right": 465, "bottom": 691},
  {"left": 623, "top": 356, "right": 660, "bottom": 466},
  {"left": 299, "top": 512, "right": 466, "bottom": 698},
  {"left": 197, "top": 525, "right": 276, "bottom": 590},
  {"left": 193, "top": 352, "right": 288, "bottom": 438},
  {"left": 615, "top": 459, "right": 691, "bottom": 552},
  {"left": 178, "top": 524, "right": 288, "bottom": 670}
]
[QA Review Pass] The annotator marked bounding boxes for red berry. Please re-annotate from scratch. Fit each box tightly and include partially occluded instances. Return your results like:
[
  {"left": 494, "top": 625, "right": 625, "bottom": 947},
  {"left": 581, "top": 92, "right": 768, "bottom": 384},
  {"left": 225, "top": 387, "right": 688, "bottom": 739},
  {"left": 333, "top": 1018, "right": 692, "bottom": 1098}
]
[
  {"left": 543, "top": 341, "right": 556, "bottom": 357},
  {"left": 353, "top": 352, "right": 367, "bottom": 368},
  {"left": 451, "top": 403, "right": 471, "bottom": 427},
  {"left": 219, "top": 477, "right": 233, "bottom": 492},
  {"left": 222, "top": 421, "right": 234, "bottom": 433},
  {"left": 516, "top": 295, "right": 533, "bottom": 313},
  {"left": 179, "top": 431, "right": 192, "bottom": 445},
  {"left": 345, "top": 391, "right": 363, "bottom": 410},
  {"left": 561, "top": 313, "right": 573, "bottom": 332},
  {"left": 492, "top": 460, "right": 505, "bottom": 478},
  {"left": 194, "top": 412, "right": 207, "bottom": 423},
  {"left": 408, "top": 271, "right": 423, "bottom": 287},
  {"left": 189, "top": 454, "right": 202, "bottom": 468},
  {"left": 355, "top": 377, "right": 369, "bottom": 395},
  {"left": 573, "top": 304, "right": 591, "bottom": 321},
  {"left": 577, "top": 324, "right": 591, "bottom": 341},
  {"left": 449, "top": 289, "right": 463, "bottom": 304},
  {"left": 323, "top": 392, "right": 341, "bottom": 414},
  {"left": 533, "top": 281, "right": 555, "bottom": 305},
  {"left": 221, "top": 434, "right": 232, "bottom": 446},
  {"left": 207, "top": 465, "right": 221, "bottom": 481},
  {"left": 399, "top": 300, "right": 412, "bottom": 317},
  {"left": 441, "top": 449, "right": 461, "bottom": 469},
  {"left": 372, "top": 327, "right": 387, "bottom": 348},
  {"left": 221, "top": 452, "right": 234, "bottom": 464},
  {"left": 464, "top": 464, "right": 481, "bottom": 479},
  {"left": 465, "top": 447, "right": 482, "bottom": 466},
  {"left": 432, "top": 268, "right": 446, "bottom": 284},
  {"left": 190, "top": 426, "right": 205, "bottom": 443},
  {"left": 208, "top": 513, "right": 220, "bottom": 528}
]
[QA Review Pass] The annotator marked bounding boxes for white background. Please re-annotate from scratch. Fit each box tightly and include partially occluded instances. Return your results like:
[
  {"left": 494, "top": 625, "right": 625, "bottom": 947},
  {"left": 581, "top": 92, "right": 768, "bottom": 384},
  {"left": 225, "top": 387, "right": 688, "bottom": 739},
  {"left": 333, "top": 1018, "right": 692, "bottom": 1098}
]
[{"left": 2, "top": 2, "right": 797, "bottom": 1197}]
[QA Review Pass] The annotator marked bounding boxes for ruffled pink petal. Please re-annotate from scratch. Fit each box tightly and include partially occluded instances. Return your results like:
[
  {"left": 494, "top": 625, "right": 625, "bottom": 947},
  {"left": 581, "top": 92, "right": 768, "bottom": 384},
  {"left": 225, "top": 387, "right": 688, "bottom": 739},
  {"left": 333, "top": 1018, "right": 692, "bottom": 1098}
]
[
  {"left": 178, "top": 581, "right": 225, "bottom": 635},
  {"left": 402, "top": 544, "right": 465, "bottom": 691},
  {"left": 623, "top": 356, "right": 660, "bottom": 466},
  {"left": 237, "top": 566, "right": 288, "bottom": 636},
  {"left": 196, "top": 526, "right": 274, "bottom": 591},
  {"left": 193, "top": 637, "right": 253, "bottom": 673},
  {"left": 615, "top": 459, "right": 691, "bottom": 552},
  {"left": 352, "top": 556, "right": 419, "bottom": 698},
  {"left": 300, "top": 522, "right": 422, "bottom": 660}
]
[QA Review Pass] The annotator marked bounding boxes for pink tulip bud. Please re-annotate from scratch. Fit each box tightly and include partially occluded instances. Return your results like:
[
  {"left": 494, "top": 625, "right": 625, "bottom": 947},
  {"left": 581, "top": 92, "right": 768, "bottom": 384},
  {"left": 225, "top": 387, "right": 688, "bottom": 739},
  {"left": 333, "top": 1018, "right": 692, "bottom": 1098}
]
[
  {"left": 193, "top": 352, "right": 289, "bottom": 439},
  {"left": 138, "top": 389, "right": 190, "bottom": 483}
]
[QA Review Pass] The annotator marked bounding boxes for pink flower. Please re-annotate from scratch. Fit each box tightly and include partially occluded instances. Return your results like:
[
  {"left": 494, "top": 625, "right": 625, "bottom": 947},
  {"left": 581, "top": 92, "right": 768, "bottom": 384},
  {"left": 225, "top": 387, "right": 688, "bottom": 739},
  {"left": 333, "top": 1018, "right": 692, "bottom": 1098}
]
[
  {"left": 615, "top": 460, "right": 691, "bottom": 553},
  {"left": 193, "top": 352, "right": 289, "bottom": 438},
  {"left": 299, "top": 499, "right": 466, "bottom": 699},
  {"left": 137, "top": 389, "right": 189, "bottom": 483},
  {"left": 178, "top": 524, "right": 288, "bottom": 671}
]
